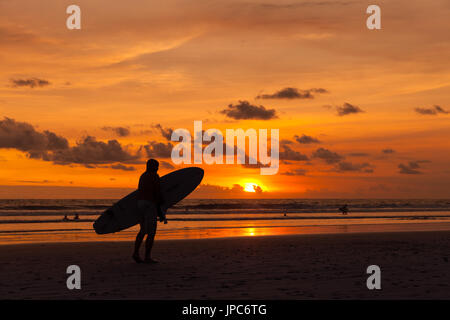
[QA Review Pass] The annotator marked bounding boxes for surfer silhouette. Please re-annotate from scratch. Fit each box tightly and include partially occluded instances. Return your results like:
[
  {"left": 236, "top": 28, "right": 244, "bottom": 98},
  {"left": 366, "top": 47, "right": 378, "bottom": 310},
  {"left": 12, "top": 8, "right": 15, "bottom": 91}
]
[
  {"left": 133, "top": 159, "right": 164, "bottom": 264},
  {"left": 339, "top": 204, "right": 349, "bottom": 215}
]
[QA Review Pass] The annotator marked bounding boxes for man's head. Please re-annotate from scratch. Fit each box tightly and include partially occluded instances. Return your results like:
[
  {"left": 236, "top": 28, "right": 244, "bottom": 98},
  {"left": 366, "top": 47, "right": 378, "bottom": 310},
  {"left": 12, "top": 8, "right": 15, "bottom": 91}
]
[{"left": 146, "top": 159, "right": 159, "bottom": 172}]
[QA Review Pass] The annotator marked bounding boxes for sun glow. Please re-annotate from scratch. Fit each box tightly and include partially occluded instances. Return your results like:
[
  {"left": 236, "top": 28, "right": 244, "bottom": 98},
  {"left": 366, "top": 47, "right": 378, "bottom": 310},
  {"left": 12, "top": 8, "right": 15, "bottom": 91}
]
[{"left": 244, "top": 183, "right": 258, "bottom": 192}]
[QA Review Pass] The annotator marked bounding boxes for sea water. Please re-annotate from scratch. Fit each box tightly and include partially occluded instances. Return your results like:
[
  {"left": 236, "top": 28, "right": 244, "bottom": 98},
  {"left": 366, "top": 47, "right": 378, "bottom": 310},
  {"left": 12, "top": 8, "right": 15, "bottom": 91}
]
[{"left": 1, "top": 199, "right": 450, "bottom": 244}]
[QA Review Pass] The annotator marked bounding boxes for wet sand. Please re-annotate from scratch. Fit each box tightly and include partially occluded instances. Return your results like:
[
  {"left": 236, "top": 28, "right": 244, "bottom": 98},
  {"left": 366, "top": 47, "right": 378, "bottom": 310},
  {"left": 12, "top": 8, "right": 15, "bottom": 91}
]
[{"left": 1, "top": 231, "right": 449, "bottom": 299}]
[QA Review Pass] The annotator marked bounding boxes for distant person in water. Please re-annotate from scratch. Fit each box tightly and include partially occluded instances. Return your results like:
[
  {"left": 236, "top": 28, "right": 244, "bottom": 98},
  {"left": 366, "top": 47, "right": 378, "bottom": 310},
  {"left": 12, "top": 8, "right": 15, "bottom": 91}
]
[
  {"left": 133, "top": 159, "right": 164, "bottom": 264},
  {"left": 63, "top": 214, "right": 69, "bottom": 221},
  {"left": 74, "top": 213, "right": 79, "bottom": 220},
  {"left": 339, "top": 204, "right": 349, "bottom": 215}
]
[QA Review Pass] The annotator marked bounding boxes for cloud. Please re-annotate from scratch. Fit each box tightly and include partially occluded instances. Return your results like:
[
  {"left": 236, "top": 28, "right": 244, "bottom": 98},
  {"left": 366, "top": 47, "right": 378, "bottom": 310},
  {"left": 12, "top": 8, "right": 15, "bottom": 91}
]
[
  {"left": 160, "top": 160, "right": 175, "bottom": 169},
  {"left": 0, "top": 117, "right": 143, "bottom": 167},
  {"left": 398, "top": 163, "right": 421, "bottom": 174},
  {"left": 0, "top": 117, "right": 68, "bottom": 155},
  {"left": 256, "top": 87, "right": 328, "bottom": 100},
  {"left": 16, "top": 180, "right": 52, "bottom": 184},
  {"left": 294, "top": 134, "right": 321, "bottom": 144},
  {"left": 335, "top": 161, "right": 374, "bottom": 173},
  {"left": 335, "top": 102, "right": 364, "bottom": 116},
  {"left": 102, "top": 126, "right": 130, "bottom": 137},
  {"left": 281, "top": 168, "right": 307, "bottom": 176},
  {"left": 280, "top": 139, "right": 293, "bottom": 146},
  {"left": 382, "top": 148, "right": 395, "bottom": 154},
  {"left": 153, "top": 124, "right": 173, "bottom": 141},
  {"left": 280, "top": 144, "right": 309, "bottom": 161},
  {"left": 414, "top": 105, "right": 449, "bottom": 115},
  {"left": 253, "top": 185, "right": 263, "bottom": 194},
  {"left": 10, "top": 78, "right": 50, "bottom": 88},
  {"left": 144, "top": 141, "right": 173, "bottom": 158},
  {"left": 398, "top": 160, "right": 430, "bottom": 174},
  {"left": 220, "top": 100, "right": 277, "bottom": 120},
  {"left": 47, "top": 136, "right": 141, "bottom": 165},
  {"left": 109, "top": 164, "right": 136, "bottom": 171},
  {"left": 192, "top": 183, "right": 266, "bottom": 198},
  {"left": 312, "top": 147, "right": 343, "bottom": 164}
]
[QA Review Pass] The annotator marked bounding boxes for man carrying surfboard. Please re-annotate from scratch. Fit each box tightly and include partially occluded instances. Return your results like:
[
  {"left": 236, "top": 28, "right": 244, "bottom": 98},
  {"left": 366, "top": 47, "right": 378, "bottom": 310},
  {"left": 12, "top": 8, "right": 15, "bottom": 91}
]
[{"left": 132, "top": 159, "right": 163, "bottom": 263}]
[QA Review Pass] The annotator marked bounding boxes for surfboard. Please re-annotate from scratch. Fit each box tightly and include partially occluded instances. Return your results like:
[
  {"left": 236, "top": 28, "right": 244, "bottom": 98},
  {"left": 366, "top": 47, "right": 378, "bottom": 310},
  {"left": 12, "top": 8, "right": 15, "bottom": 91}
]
[{"left": 93, "top": 167, "right": 204, "bottom": 234}]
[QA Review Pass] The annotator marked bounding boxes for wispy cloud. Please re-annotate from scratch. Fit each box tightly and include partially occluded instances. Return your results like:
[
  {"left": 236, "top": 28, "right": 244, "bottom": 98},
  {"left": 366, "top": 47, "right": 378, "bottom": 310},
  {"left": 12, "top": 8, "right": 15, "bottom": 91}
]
[
  {"left": 102, "top": 126, "right": 130, "bottom": 137},
  {"left": 153, "top": 124, "right": 173, "bottom": 141},
  {"left": 415, "top": 105, "right": 449, "bottom": 115},
  {"left": 10, "top": 78, "right": 50, "bottom": 88},
  {"left": 398, "top": 160, "right": 430, "bottom": 174},
  {"left": 256, "top": 87, "right": 328, "bottom": 100}
]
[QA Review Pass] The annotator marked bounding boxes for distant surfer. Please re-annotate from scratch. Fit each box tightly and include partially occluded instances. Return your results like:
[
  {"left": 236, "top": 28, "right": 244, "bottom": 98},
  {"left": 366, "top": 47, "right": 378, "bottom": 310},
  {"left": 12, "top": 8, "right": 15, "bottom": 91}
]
[
  {"left": 74, "top": 213, "right": 79, "bottom": 220},
  {"left": 63, "top": 214, "right": 69, "bottom": 221},
  {"left": 133, "top": 159, "right": 164, "bottom": 264},
  {"left": 339, "top": 204, "right": 349, "bottom": 215}
]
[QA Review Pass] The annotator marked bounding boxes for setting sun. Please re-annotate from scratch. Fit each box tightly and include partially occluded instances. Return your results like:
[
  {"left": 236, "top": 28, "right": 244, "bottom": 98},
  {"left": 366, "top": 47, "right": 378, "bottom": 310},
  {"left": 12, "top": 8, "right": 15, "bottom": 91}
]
[{"left": 244, "top": 183, "right": 258, "bottom": 192}]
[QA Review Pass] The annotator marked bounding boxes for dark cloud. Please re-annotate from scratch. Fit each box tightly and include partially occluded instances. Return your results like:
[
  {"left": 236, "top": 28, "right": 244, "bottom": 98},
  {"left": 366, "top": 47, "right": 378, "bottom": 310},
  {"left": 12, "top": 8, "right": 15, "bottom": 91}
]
[
  {"left": 280, "top": 139, "right": 293, "bottom": 146},
  {"left": 144, "top": 141, "right": 173, "bottom": 158},
  {"left": 398, "top": 163, "right": 421, "bottom": 174},
  {"left": 194, "top": 183, "right": 246, "bottom": 197},
  {"left": 382, "top": 148, "right": 395, "bottom": 154},
  {"left": 10, "top": 78, "right": 50, "bottom": 88},
  {"left": 335, "top": 161, "right": 374, "bottom": 173},
  {"left": 153, "top": 124, "right": 173, "bottom": 141},
  {"left": 335, "top": 102, "right": 364, "bottom": 116},
  {"left": 281, "top": 168, "right": 307, "bottom": 176},
  {"left": 47, "top": 136, "right": 141, "bottom": 165},
  {"left": 414, "top": 105, "right": 449, "bottom": 115},
  {"left": 220, "top": 100, "right": 277, "bottom": 120},
  {"left": 312, "top": 148, "right": 343, "bottom": 164},
  {"left": 294, "top": 134, "right": 321, "bottom": 144},
  {"left": 160, "top": 160, "right": 175, "bottom": 169},
  {"left": 280, "top": 144, "right": 309, "bottom": 161},
  {"left": 0, "top": 117, "right": 143, "bottom": 167},
  {"left": 241, "top": 161, "right": 270, "bottom": 169},
  {"left": 398, "top": 160, "right": 430, "bottom": 174},
  {"left": 0, "top": 117, "right": 68, "bottom": 155},
  {"left": 109, "top": 164, "right": 136, "bottom": 171},
  {"left": 256, "top": 87, "right": 328, "bottom": 100},
  {"left": 102, "top": 126, "right": 130, "bottom": 137},
  {"left": 193, "top": 183, "right": 266, "bottom": 197},
  {"left": 253, "top": 185, "right": 263, "bottom": 194}
]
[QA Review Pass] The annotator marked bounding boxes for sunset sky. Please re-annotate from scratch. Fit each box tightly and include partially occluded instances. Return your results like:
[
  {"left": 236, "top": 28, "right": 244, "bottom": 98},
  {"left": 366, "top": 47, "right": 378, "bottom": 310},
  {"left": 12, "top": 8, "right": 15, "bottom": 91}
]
[{"left": 0, "top": 0, "right": 449, "bottom": 198}]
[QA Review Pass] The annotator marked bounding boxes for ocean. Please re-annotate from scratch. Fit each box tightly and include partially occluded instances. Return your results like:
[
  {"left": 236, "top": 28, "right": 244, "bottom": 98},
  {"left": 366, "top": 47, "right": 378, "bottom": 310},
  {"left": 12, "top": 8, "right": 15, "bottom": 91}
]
[{"left": 1, "top": 199, "right": 450, "bottom": 244}]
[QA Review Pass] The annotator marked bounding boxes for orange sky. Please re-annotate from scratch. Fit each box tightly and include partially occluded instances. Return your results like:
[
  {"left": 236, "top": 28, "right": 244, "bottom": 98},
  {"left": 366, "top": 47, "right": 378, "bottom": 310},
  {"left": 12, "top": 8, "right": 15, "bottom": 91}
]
[{"left": 0, "top": 0, "right": 449, "bottom": 198}]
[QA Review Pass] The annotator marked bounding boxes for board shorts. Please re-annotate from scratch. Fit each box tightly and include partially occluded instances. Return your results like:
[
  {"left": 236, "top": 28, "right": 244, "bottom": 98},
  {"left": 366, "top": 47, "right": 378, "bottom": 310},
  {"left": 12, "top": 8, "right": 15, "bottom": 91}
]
[{"left": 137, "top": 200, "right": 158, "bottom": 235}]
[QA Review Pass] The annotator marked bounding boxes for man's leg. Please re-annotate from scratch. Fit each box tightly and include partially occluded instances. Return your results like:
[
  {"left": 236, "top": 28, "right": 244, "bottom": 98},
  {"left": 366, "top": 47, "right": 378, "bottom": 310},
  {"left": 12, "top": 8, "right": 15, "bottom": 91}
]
[
  {"left": 133, "top": 226, "right": 145, "bottom": 263},
  {"left": 144, "top": 233, "right": 156, "bottom": 262},
  {"left": 144, "top": 205, "right": 158, "bottom": 263}
]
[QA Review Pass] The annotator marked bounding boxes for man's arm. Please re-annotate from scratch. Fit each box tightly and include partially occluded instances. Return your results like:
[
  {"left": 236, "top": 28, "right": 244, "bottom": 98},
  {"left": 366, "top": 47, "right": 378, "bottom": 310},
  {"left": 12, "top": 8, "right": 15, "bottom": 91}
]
[{"left": 154, "top": 175, "right": 164, "bottom": 205}]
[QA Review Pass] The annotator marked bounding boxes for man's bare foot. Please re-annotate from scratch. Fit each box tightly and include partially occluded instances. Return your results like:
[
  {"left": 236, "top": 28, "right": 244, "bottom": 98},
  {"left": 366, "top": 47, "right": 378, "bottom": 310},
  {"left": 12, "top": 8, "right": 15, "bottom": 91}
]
[
  {"left": 143, "top": 258, "right": 158, "bottom": 264},
  {"left": 133, "top": 253, "right": 143, "bottom": 263}
]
